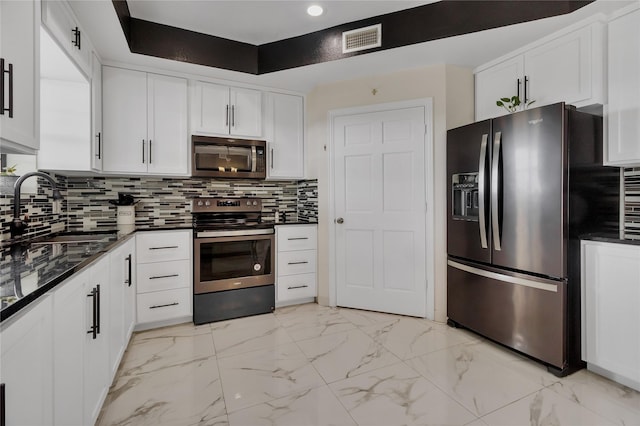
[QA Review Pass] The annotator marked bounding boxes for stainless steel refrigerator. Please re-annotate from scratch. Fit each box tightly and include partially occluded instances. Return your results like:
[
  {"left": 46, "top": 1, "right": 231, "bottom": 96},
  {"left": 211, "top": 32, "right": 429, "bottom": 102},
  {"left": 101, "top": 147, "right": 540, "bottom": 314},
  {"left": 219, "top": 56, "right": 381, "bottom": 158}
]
[{"left": 446, "top": 102, "right": 620, "bottom": 376}]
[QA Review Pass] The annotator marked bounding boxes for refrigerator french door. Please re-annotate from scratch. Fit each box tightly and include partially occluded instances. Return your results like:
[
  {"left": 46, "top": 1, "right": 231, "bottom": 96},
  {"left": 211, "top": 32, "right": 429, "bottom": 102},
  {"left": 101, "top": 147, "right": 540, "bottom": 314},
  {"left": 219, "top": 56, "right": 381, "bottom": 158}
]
[{"left": 447, "top": 103, "right": 583, "bottom": 375}]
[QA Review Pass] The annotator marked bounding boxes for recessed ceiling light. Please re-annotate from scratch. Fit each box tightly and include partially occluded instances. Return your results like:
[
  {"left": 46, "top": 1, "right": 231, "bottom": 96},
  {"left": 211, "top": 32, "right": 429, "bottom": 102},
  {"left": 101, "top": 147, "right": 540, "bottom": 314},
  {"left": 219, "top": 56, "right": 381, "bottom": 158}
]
[{"left": 307, "top": 5, "right": 323, "bottom": 17}]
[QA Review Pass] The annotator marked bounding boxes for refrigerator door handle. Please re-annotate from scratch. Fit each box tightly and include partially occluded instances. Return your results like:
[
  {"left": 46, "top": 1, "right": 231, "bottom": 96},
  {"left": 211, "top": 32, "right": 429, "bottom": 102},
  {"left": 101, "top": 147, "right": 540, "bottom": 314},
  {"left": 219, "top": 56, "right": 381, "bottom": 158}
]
[
  {"left": 478, "top": 134, "right": 489, "bottom": 249},
  {"left": 491, "top": 131, "right": 502, "bottom": 251},
  {"left": 448, "top": 260, "right": 558, "bottom": 292}
]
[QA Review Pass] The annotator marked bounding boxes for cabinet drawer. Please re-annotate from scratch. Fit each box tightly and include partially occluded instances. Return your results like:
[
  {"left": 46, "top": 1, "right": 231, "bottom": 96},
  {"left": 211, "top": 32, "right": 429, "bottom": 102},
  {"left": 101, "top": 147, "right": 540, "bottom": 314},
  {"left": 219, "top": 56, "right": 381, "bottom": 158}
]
[
  {"left": 277, "top": 273, "right": 316, "bottom": 301},
  {"left": 277, "top": 225, "right": 317, "bottom": 251},
  {"left": 137, "top": 288, "right": 191, "bottom": 324},
  {"left": 136, "top": 230, "right": 191, "bottom": 263},
  {"left": 278, "top": 250, "right": 316, "bottom": 276},
  {"left": 137, "top": 260, "right": 191, "bottom": 293}
]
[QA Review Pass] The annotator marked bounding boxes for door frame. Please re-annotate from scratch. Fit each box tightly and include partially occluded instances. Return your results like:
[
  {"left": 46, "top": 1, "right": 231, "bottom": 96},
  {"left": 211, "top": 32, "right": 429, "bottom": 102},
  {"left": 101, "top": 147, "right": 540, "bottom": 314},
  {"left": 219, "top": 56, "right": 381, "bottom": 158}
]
[{"left": 327, "top": 98, "right": 435, "bottom": 319}]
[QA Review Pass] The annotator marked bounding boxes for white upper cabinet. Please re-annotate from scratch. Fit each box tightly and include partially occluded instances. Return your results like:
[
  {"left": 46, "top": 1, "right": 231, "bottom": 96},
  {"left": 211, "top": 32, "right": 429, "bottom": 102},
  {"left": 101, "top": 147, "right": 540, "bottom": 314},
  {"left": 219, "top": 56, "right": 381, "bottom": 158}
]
[
  {"left": 605, "top": 4, "right": 640, "bottom": 167},
  {"left": 475, "top": 19, "right": 605, "bottom": 121},
  {"left": 41, "top": 0, "right": 93, "bottom": 77},
  {"left": 264, "top": 92, "right": 305, "bottom": 180},
  {"left": 0, "top": 0, "right": 40, "bottom": 154},
  {"left": 102, "top": 67, "right": 188, "bottom": 175},
  {"left": 191, "top": 80, "right": 262, "bottom": 138}
]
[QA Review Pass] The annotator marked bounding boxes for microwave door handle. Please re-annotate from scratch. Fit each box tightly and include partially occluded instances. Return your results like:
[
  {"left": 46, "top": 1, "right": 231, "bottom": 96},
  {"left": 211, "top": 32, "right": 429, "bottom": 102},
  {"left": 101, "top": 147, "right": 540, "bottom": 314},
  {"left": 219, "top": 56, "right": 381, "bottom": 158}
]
[
  {"left": 251, "top": 146, "right": 257, "bottom": 172},
  {"left": 478, "top": 134, "right": 488, "bottom": 249}
]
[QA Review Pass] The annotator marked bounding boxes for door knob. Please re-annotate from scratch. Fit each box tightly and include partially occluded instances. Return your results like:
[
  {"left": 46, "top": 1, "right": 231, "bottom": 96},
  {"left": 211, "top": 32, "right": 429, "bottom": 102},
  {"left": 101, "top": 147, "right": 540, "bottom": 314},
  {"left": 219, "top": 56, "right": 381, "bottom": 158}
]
[{"left": 336, "top": 217, "right": 344, "bottom": 224}]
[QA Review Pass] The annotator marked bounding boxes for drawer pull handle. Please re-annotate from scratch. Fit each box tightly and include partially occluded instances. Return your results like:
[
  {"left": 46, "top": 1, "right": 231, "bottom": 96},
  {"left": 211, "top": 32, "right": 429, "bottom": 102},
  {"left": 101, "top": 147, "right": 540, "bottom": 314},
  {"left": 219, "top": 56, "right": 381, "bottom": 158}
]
[
  {"left": 149, "top": 246, "right": 179, "bottom": 250},
  {"left": 150, "top": 302, "right": 179, "bottom": 309},
  {"left": 288, "top": 261, "right": 309, "bottom": 265},
  {"left": 288, "top": 285, "right": 309, "bottom": 290},
  {"left": 287, "top": 237, "right": 309, "bottom": 241},
  {"left": 149, "top": 274, "right": 179, "bottom": 280}
]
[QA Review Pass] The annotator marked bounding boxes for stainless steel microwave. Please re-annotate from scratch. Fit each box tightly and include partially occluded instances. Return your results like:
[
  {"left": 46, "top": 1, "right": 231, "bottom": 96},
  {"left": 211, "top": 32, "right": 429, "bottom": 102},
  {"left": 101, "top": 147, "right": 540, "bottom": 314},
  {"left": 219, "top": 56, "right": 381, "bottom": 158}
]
[{"left": 192, "top": 136, "right": 266, "bottom": 179}]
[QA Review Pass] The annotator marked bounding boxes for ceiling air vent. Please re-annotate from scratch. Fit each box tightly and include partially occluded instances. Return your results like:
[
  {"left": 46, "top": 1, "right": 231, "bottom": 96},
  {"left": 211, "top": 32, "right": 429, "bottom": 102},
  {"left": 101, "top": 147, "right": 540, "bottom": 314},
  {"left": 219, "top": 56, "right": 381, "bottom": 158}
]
[{"left": 342, "top": 24, "right": 382, "bottom": 54}]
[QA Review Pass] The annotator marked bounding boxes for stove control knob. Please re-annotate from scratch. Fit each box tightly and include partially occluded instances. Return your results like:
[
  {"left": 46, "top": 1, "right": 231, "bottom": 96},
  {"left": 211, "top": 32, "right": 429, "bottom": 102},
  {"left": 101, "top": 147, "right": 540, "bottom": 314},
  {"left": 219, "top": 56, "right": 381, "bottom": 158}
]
[
  {"left": 205, "top": 200, "right": 211, "bottom": 206},
  {"left": 252, "top": 201, "right": 258, "bottom": 206},
  {"left": 246, "top": 201, "right": 251, "bottom": 206},
  {"left": 197, "top": 200, "right": 203, "bottom": 207}
]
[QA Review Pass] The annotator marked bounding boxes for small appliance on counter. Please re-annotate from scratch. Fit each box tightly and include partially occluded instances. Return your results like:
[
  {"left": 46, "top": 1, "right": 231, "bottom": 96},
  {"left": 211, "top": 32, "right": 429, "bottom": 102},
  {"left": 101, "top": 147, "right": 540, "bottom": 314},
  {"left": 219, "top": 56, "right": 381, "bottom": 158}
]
[{"left": 109, "top": 193, "right": 137, "bottom": 226}]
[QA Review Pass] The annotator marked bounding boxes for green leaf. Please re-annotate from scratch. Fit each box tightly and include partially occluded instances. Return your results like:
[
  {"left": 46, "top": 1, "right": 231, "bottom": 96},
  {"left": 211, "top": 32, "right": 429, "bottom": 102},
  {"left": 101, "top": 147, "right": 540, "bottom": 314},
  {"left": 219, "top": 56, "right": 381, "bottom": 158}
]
[
  {"left": 500, "top": 97, "right": 511, "bottom": 102},
  {"left": 496, "top": 101, "right": 504, "bottom": 106}
]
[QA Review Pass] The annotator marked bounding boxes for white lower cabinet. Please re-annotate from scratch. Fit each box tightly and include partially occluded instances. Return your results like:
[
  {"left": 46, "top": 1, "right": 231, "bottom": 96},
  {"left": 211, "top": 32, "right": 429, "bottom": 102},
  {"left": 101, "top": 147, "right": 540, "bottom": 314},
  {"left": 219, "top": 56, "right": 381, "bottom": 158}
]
[
  {"left": 275, "top": 225, "right": 317, "bottom": 305},
  {"left": 51, "top": 255, "right": 111, "bottom": 426},
  {"left": 0, "top": 296, "right": 53, "bottom": 426},
  {"left": 581, "top": 240, "right": 640, "bottom": 391},
  {"left": 136, "top": 230, "right": 193, "bottom": 327},
  {"left": 107, "top": 238, "right": 136, "bottom": 380}
]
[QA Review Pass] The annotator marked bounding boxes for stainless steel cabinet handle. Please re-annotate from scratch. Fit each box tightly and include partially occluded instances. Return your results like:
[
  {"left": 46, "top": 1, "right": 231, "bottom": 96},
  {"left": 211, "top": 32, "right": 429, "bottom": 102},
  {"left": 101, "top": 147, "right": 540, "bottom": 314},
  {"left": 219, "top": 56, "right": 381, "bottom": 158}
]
[
  {"left": 149, "top": 245, "right": 179, "bottom": 250},
  {"left": 226, "top": 104, "right": 229, "bottom": 126},
  {"left": 96, "top": 132, "right": 101, "bottom": 159},
  {"left": 288, "top": 285, "right": 309, "bottom": 290},
  {"left": 524, "top": 76, "right": 529, "bottom": 103},
  {"left": 516, "top": 78, "right": 521, "bottom": 100},
  {"left": 231, "top": 105, "right": 235, "bottom": 127},
  {"left": 0, "top": 58, "right": 13, "bottom": 117},
  {"left": 149, "top": 273, "right": 179, "bottom": 280},
  {"left": 288, "top": 261, "right": 309, "bottom": 265},
  {"left": 1, "top": 383, "right": 5, "bottom": 426},
  {"left": 71, "top": 27, "right": 81, "bottom": 49},
  {"left": 491, "top": 131, "right": 502, "bottom": 251},
  {"left": 149, "top": 139, "right": 152, "bottom": 164},
  {"left": 142, "top": 140, "right": 145, "bottom": 163},
  {"left": 287, "top": 237, "right": 309, "bottom": 241},
  {"left": 87, "top": 287, "right": 98, "bottom": 339},
  {"left": 125, "top": 254, "right": 132, "bottom": 286},
  {"left": 270, "top": 148, "right": 274, "bottom": 169},
  {"left": 96, "top": 284, "right": 101, "bottom": 335},
  {"left": 150, "top": 302, "right": 179, "bottom": 309},
  {"left": 336, "top": 218, "right": 344, "bottom": 224},
  {"left": 478, "top": 134, "right": 488, "bottom": 249}
]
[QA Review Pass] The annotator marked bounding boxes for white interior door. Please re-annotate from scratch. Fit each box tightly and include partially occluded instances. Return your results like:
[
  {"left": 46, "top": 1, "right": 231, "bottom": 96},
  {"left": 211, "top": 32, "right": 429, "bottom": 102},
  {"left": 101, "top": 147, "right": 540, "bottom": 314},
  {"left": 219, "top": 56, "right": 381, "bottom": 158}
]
[{"left": 334, "top": 106, "right": 427, "bottom": 317}]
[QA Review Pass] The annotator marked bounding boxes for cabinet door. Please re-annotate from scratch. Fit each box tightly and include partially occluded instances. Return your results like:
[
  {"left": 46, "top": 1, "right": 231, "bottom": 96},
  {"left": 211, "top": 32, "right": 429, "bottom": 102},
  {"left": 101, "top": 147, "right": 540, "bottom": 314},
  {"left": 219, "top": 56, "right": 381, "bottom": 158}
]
[
  {"left": 147, "top": 73, "right": 188, "bottom": 175},
  {"left": 41, "top": 0, "right": 91, "bottom": 77},
  {"left": 0, "top": 0, "right": 40, "bottom": 153},
  {"left": 606, "top": 8, "right": 640, "bottom": 166},
  {"left": 267, "top": 93, "right": 304, "bottom": 179},
  {"left": 0, "top": 296, "right": 53, "bottom": 426},
  {"left": 107, "top": 245, "right": 126, "bottom": 380},
  {"left": 102, "top": 67, "right": 148, "bottom": 173},
  {"left": 475, "top": 55, "right": 524, "bottom": 121},
  {"left": 191, "top": 81, "right": 229, "bottom": 135},
  {"left": 84, "top": 256, "right": 110, "bottom": 426},
  {"left": 230, "top": 87, "right": 262, "bottom": 137},
  {"left": 525, "top": 25, "right": 596, "bottom": 109},
  {"left": 583, "top": 242, "right": 640, "bottom": 387},
  {"left": 52, "top": 270, "right": 88, "bottom": 426},
  {"left": 91, "top": 52, "right": 103, "bottom": 170}
]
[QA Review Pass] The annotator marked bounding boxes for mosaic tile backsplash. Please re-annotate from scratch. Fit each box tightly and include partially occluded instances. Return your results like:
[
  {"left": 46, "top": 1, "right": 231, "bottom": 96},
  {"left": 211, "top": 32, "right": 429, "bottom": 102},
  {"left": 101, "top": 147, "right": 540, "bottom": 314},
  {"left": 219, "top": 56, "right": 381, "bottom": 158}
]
[
  {"left": 624, "top": 167, "right": 640, "bottom": 239},
  {"left": 0, "top": 176, "right": 318, "bottom": 242}
]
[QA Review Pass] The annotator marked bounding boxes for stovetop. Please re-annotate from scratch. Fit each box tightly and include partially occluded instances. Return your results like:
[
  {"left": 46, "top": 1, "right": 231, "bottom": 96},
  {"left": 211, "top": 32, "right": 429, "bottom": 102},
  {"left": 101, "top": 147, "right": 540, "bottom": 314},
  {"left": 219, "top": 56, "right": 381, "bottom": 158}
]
[{"left": 192, "top": 197, "right": 272, "bottom": 232}]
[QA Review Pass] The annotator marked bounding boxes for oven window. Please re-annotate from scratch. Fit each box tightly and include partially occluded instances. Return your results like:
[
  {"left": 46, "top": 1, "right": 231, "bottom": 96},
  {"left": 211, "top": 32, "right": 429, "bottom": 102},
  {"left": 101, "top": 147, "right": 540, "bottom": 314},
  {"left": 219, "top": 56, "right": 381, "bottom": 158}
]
[
  {"left": 195, "top": 145, "right": 252, "bottom": 172},
  {"left": 199, "top": 239, "right": 272, "bottom": 282}
]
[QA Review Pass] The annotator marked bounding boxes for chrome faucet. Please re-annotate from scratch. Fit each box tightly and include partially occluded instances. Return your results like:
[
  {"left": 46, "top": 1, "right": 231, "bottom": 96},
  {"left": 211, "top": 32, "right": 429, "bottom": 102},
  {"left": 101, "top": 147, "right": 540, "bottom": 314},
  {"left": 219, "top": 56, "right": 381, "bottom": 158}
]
[{"left": 11, "top": 172, "right": 63, "bottom": 238}]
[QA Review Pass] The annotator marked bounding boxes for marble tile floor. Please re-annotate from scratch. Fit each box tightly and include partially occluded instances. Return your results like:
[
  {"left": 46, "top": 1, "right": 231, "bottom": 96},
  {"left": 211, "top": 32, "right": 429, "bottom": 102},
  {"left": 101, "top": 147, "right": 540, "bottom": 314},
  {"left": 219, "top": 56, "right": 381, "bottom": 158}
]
[{"left": 97, "top": 303, "right": 640, "bottom": 426}]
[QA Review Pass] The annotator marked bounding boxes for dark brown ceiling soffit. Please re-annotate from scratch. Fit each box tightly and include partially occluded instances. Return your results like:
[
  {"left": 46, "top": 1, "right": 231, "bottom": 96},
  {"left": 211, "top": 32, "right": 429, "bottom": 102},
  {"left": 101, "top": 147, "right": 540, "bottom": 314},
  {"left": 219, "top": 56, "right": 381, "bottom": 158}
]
[{"left": 112, "top": 0, "right": 594, "bottom": 76}]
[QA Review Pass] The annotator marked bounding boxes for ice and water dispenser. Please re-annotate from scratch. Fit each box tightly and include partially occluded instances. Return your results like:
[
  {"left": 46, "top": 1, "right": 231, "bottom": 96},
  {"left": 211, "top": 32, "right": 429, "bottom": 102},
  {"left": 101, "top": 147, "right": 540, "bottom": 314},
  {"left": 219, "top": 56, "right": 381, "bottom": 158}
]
[{"left": 452, "top": 173, "right": 479, "bottom": 221}]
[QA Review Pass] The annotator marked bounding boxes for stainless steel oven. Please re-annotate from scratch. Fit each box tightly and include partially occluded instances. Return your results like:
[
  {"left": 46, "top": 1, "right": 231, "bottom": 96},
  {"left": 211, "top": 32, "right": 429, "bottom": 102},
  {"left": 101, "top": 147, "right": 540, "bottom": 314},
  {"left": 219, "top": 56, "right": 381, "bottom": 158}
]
[{"left": 192, "top": 198, "right": 275, "bottom": 324}]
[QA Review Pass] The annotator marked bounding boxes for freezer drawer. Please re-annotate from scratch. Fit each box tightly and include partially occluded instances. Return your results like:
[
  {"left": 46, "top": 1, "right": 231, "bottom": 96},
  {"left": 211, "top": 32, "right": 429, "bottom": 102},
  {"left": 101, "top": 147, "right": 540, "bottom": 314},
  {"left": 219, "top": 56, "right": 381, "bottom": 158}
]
[{"left": 447, "top": 258, "right": 566, "bottom": 369}]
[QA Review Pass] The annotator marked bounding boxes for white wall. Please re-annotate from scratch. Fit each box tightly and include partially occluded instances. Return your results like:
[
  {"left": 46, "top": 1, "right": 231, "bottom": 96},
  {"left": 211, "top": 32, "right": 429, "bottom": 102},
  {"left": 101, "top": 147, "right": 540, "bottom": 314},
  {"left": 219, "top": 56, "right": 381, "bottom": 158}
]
[{"left": 306, "top": 63, "right": 473, "bottom": 322}]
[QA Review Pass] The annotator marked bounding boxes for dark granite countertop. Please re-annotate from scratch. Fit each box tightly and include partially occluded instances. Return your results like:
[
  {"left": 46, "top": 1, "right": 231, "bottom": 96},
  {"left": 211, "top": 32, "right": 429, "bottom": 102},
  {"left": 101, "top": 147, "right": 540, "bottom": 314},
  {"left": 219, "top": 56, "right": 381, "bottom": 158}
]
[
  {"left": 0, "top": 224, "right": 195, "bottom": 323},
  {"left": 580, "top": 233, "right": 640, "bottom": 246},
  {"left": 273, "top": 221, "right": 318, "bottom": 226}
]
